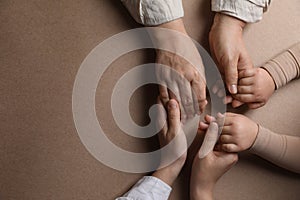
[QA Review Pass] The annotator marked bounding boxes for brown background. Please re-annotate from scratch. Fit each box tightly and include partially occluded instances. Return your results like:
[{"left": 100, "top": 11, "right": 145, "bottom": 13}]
[{"left": 1, "top": 0, "right": 300, "bottom": 199}]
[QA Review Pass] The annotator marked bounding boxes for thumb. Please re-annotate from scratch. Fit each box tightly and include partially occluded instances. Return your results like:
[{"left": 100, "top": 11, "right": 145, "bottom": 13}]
[
  {"left": 198, "top": 122, "right": 219, "bottom": 158},
  {"left": 222, "top": 56, "right": 238, "bottom": 94}
]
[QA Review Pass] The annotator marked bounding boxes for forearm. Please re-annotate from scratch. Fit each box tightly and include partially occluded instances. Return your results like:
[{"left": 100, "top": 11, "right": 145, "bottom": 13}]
[
  {"left": 249, "top": 125, "right": 300, "bottom": 173},
  {"left": 262, "top": 42, "right": 300, "bottom": 89}
]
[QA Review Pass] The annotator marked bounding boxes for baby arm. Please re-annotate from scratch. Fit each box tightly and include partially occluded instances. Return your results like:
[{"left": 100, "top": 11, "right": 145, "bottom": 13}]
[
  {"left": 217, "top": 113, "right": 300, "bottom": 174},
  {"left": 229, "top": 42, "right": 300, "bottom": 108},
  {"left": 231, "top": 67, "right": 275, "bottom": 109}
]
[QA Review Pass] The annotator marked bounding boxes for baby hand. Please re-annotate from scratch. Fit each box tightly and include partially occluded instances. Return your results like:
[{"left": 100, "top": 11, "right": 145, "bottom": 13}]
[
  {"left": 217, "top": 113, "right": 259, "bottom": 152},
  {"left": 227, "top": 67, "right": 275, "bottom": 109}
]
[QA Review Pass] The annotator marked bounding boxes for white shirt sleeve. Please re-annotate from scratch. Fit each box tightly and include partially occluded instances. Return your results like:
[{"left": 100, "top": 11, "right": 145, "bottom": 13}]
[
  {"left": 115, "top": 176, "right": 172, "bottom": 200},
  {"left": 211, "top": 0, "right": 271, "bottom": 23},
  {"left": 120, "top": 0, "right": 184, "bottom": 26}
]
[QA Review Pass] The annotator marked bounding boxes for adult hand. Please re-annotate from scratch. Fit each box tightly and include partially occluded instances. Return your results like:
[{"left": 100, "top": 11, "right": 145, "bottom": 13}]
[
  {"left": 153, "top": 99, "right": 187, "bottom": 186},
  {"left": 209, "top": 13, "right": 253, "bottom": 95},
  {"left": 190, "top": 122, "right": 238, "bottom": 200},
  {"left": 153, "top": 19, "right": 207, "bottom": 119}
]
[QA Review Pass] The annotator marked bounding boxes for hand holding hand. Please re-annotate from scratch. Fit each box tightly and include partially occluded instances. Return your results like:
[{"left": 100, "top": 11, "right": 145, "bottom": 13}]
[
  {"left": 227, "top": 68, "right": 276, "bottom": 109},
  {"left": 190, "top": 122, "right": 238, "bottom": 200},
  {"left": 153, "top": 19, "right": 207, "bottom": 118},
  {"left": 209, "top": 13, "right": 253, "bottom": 95},
  {"left": 153, "top": 99, "right": 187, "bottom": 186}
]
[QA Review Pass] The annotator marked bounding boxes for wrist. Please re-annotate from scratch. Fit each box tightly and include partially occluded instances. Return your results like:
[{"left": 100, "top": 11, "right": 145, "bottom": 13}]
[
  {"left": 153, "top": 165, "right": 182, "bottom": 186},
  {"left": 190, "top": 186, "right": 214, "bottom": 200},
  {"left": 212, "top": 13, "right": 246, "bottom": 31},
  {"left": 148, "top": 18, "right": 191, "bottom": 52},
  {"left": 248, "top": 123, "right": 259, "bottom": 150},
  {"left": 260, "top": 67, "right": 276, "bottom": 92},
  {"left": 156, "top": 18, "right": 187, "bottom": 34}
]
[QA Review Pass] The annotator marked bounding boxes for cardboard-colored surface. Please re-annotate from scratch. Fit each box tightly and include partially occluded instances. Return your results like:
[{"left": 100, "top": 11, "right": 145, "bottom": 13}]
[{"left": 1, "top": 0, "right": 299, "bottom": 199}]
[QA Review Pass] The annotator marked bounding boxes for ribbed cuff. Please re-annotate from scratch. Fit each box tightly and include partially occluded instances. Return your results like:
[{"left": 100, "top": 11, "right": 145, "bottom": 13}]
[
  {"left": 249, "top": 125, "right": 287, "bottom": 162},
  {"left": 262, "top": 42, "right": 300, "bottom": 89}
]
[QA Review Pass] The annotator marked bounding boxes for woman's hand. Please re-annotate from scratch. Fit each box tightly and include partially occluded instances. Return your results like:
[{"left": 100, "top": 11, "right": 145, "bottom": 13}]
[
  {"left": 153, "top": 99, "right": 187, "bottom": 186},
  {"left": 190, "top": 122, "right": 238, "bottom": 200}
]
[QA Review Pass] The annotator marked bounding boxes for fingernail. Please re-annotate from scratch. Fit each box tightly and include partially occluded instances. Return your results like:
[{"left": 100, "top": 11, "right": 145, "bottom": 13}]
[
  {"left": 212, "top": 87, "right": 218, "bottom": 94},
  {"left": 169, "top": 101, "right": 177, "bottom": 109},
  {"left": 230, "top": 85, "right": 237, "bottom": 94}
]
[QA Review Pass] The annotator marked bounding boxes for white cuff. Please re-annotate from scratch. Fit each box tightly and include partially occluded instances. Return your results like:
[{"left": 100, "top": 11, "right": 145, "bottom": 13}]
[
  {"left": 121, "top": 0, "right": 184, "bottom": 26},
  {"left": 116, "top": 176, "right": 172, "bottom": 200},
  {"left": 212, "top": 0, "right": 271, "bottom": 23}
]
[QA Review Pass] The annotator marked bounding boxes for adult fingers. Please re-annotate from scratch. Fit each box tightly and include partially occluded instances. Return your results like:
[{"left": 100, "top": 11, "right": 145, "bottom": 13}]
[
  {"left": 159, "top": 85, "right": 169, "bottom": 106},
  {"left": 191, "top": 79, "right": 207, "bottom": 114},
  {"left": 221, "top": 55, "right": 239, "bottom": 94},
  {"left": 166, "top": 99, "right": 181, "bottom": 135},
  {"left": 156, "top": 97, "right": 168, "bottom": 136},
  {"left": 178, "top": 79, "right": 194, "bottom": 119}
]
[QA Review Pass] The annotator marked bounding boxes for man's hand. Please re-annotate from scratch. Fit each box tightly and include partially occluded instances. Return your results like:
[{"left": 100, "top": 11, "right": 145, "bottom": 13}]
[
  {"left": 190, "top": 123, "right": 238, "bottom": 200},
  {"left": 209, "top": 13, "right": 253, "bottom": 95},
  {"left": 153, "top": 99, "right": 187, "bottom": 186},
  {"left": 152, "top": 19, "right": 207, "bottom": 118}
]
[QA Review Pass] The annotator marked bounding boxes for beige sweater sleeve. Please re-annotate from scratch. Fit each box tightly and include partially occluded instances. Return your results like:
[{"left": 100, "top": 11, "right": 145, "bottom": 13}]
[
  {"left": 262, "top": 42, "right": 300, "bottom": 89},
  {"left": 249, "top": 43, "right": 300, "bottom": 173},
  {"left": 249, "top": 125, "right": 300, "bottom": 173}
]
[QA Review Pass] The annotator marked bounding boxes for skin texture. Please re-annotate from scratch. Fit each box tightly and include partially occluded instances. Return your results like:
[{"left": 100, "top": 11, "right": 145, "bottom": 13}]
[
  {"left": 209, "top": 13, "right": 253, "bottom": 95},
  {"left": 153, "top": 100, "right": 238, "bottom": 198},
  {"left": 215, "top": 113, "right": 259, "bottom": 152},
  {"left": 154, "top": 18, "right": 207, "bottom": 118},
  {"left": 153, "top": 99, "right": 187, "bottom": 186},
  {"left": 226, "top": 68, "right": 276, "bottom": 109},
  {"left": 190, "top": 123, "right": 238, "bottom": 200}
]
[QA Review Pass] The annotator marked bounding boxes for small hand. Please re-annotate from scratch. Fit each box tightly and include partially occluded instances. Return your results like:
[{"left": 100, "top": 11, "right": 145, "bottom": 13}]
[
  {"left": 228, "top": 68, "right": 275, "bottom": 109},
  {"left": 216, "top": 113, "right": 259, "bottom": 152}
]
